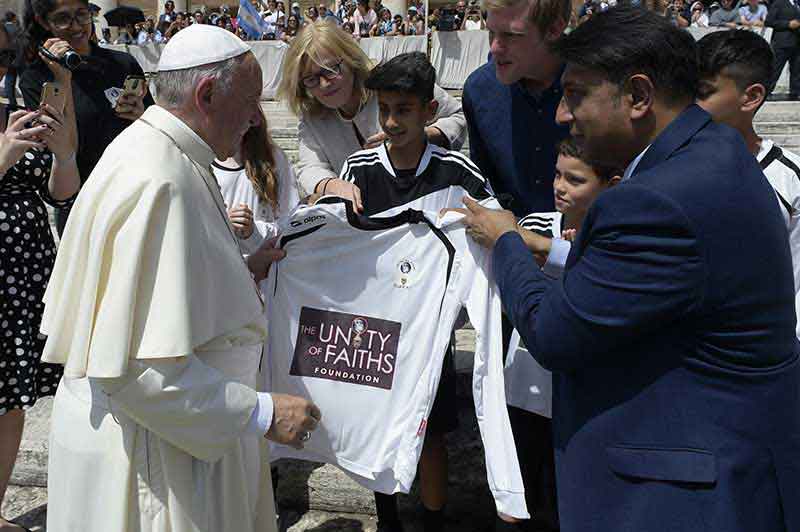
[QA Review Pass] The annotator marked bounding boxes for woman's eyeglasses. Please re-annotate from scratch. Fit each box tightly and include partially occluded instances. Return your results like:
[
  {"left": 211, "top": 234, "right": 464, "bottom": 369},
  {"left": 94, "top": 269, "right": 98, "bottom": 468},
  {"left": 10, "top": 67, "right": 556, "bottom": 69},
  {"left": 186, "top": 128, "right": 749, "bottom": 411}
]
[
  {"left": 301, "top": 60, "right": 344, "bottom": 89},
  {"left": 48, "top": 9, "right": 92, "bottom": 30},
  {"left": 0, "top": 49, "right": 17, "bottom": 68}
]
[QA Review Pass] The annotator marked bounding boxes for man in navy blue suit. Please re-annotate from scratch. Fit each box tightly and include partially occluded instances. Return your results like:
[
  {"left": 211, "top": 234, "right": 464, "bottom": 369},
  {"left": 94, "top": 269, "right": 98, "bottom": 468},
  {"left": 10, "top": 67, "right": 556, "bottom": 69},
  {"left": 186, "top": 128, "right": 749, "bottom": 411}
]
[{"left": 455, "top": 7, "right": 800, "bottom": 532}]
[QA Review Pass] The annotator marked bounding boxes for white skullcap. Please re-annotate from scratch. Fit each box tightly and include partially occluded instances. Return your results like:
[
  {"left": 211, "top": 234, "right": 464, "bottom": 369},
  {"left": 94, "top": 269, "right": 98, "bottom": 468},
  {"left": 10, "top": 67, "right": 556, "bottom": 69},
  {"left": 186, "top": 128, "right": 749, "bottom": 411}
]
[{"left": 157, "top": 24, "right": 251, "bottom": 72}]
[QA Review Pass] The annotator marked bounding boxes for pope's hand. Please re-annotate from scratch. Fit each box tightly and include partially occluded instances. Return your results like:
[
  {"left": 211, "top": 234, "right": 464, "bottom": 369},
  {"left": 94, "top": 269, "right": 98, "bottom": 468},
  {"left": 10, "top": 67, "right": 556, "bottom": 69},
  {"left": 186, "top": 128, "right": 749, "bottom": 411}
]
[
  {"left": 442, "top": 196, "right": 518, "bottom": 249},
  {"left": 266, "top": 393, "right": 322, "bottom": 449},
  {"left": 246, "top": 236, "right": 285, "bottom": 282}
]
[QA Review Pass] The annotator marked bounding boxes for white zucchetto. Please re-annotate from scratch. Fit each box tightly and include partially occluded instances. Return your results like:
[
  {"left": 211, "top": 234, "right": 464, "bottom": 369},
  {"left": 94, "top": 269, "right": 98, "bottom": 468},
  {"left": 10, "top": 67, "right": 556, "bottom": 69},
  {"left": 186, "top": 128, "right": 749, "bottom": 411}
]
[{"left": 157, "top": 24, "right": 252, "bottom": 72}]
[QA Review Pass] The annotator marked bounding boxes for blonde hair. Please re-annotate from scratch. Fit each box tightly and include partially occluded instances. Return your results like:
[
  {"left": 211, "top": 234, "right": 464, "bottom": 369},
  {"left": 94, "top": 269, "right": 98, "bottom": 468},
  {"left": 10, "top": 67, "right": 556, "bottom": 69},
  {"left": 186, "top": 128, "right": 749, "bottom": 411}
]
[
  {"left": 242, "top": 107, "right": 280, "bottom": 211},
  {"left": 278, "top": 19, "right": 373, "bottom": 117},
  {"left": 483, "top": 0, "right": 571, "bottom": 35}
]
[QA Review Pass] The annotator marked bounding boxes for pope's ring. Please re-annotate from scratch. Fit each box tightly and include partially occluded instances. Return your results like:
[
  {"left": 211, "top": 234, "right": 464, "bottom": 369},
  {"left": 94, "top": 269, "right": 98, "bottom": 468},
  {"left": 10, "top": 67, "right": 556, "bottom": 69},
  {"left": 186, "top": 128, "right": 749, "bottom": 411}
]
[{"left": 300, "top": 431, "right": 312, "bottom": 442}]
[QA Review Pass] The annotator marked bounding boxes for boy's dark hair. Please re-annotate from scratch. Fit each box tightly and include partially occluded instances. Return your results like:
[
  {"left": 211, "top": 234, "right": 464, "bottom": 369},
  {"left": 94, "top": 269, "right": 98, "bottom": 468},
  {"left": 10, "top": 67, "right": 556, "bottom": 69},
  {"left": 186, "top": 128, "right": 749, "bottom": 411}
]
[
  {"left": 697, "top": 29, "right": 774, "bottom": 91},
  {"left": 558, "top": 137, "right": 623, "bottom": 181},
  {"left": 364, "top": 51, "right": 436, "bottom": 102},
  {"left": 552, "top": 6, "right": 698, "bottom": 104}
]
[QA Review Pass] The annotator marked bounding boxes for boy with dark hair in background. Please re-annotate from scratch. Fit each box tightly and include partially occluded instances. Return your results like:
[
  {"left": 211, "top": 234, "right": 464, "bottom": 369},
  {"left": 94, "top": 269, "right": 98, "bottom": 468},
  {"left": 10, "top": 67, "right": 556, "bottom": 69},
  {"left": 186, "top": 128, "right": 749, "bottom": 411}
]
[
  {"left": 339, "top": 51, "right": 502, "bottom": 532},
  {"left": 696, "top": 29, "right": 800, "bottom": 338},
  {"left": 505, "top": 138, "right": 621, "bottom": 532},
  {"left": 518, "top": 138, "right": 622, "bottom": 251}
]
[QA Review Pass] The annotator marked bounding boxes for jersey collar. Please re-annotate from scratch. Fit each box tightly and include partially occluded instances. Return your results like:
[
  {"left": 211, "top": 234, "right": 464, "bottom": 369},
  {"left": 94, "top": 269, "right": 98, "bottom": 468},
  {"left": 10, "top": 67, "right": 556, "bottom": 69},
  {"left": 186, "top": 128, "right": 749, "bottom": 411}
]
[{"left": 377, "top": 141, "right": 438, "bottom": 178}]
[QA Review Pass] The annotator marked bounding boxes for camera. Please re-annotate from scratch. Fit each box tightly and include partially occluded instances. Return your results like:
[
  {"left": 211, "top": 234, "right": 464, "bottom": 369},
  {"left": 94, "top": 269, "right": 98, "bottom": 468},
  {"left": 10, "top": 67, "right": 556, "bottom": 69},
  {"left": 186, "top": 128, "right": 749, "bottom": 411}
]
[{"left": 39, "top": 46, "right": 83, "bottom": 71}]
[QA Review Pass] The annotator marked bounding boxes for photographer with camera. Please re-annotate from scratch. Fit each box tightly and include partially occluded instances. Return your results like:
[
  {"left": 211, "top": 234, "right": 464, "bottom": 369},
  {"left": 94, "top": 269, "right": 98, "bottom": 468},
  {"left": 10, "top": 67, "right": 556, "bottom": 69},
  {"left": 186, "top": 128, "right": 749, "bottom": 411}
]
[
  {"left": 137, "top": 18, "right": 163, "bottom": 45},
  {"left": 18, "top": 0, "right": 153, "bottom": 235},
  {"left": 461, "top": 5, "right": 485, "bottom": 29}
]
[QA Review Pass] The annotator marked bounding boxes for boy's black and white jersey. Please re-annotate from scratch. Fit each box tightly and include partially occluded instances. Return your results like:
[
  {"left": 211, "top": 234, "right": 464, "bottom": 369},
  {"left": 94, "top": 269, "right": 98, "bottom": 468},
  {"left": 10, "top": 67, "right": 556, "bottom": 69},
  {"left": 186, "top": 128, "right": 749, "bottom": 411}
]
[
  {"left": 265, "top": 200, "right": 528, "bottom": 519},
  {"left": 340, "top": 142, "right": 493, "bottom": 216},
  {"left": 504, "top": 211, "right": 563, "bottom": 419},
  {"left": 758, "top": 139, "right": 800, "bottom": 338}
]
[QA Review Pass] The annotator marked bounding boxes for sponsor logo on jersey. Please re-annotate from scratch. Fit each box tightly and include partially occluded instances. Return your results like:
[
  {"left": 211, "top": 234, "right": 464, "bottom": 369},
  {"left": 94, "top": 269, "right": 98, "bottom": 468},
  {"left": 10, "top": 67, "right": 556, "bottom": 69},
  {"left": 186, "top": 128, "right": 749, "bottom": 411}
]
[
  {"left": 290, "top": 214, "right": 327, "bottom": 228},
  {"left": 291, "top": 307, "right": 401, "bottom": 390}
]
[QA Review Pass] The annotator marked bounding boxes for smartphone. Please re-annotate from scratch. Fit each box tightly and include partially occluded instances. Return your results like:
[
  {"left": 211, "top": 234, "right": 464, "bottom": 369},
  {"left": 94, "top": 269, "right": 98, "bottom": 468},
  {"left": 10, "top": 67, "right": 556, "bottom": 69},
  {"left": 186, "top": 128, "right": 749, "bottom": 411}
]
[
  {"left": 122, "top": 75, "right": 146, "bottom": 99},
  {"left": 40, "top": 82, "right": 66, "bottom": 114}
]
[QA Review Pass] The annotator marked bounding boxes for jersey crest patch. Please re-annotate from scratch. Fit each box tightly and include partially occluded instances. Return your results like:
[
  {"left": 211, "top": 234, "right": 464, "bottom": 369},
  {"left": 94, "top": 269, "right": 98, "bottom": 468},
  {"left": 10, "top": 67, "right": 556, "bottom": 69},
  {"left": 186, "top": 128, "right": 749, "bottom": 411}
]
[{"left": 394, "top": 258, "right": 418, "bottom": 288}]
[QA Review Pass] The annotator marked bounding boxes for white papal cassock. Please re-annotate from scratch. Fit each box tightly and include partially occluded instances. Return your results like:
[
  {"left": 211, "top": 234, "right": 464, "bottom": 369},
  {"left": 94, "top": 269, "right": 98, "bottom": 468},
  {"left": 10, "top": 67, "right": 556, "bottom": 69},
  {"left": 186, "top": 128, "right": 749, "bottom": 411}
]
[{"left": 39, "top": 104, "right": 277, "bottom": 532}]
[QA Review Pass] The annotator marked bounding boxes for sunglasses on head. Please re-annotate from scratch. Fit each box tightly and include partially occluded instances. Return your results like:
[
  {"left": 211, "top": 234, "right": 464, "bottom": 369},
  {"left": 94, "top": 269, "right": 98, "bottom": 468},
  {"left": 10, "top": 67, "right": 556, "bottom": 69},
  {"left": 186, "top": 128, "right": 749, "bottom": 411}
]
[{"left": 0, "top": 49, "right": 17, "bottom": 68}]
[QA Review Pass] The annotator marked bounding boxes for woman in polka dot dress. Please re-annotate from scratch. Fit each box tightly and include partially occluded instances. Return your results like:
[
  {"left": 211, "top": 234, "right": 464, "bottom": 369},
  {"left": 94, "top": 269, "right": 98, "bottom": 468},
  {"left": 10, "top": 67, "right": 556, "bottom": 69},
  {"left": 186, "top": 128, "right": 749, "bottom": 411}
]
[{"left": 0, "top": 28, "right": 79, "bottom": 532}]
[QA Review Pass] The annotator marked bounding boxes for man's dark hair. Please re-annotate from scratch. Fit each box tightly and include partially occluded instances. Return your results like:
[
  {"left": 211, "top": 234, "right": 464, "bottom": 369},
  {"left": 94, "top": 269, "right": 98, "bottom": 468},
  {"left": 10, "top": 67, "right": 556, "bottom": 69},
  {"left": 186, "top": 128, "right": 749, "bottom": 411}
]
[
  {"left": 552, "top": 6, "right": 698, "bottom": 104},
  {"left": 364, "top": 51, "right": 436, "bottom": 102},
  {"left": 5, "top": 11, "right": 16, "bottom": 22},
  {"left": 557, "top": 137, "right": 623, "bottom": 181},
  {"left": 697, "top": 29, "right": 774, "bottom": 91}
]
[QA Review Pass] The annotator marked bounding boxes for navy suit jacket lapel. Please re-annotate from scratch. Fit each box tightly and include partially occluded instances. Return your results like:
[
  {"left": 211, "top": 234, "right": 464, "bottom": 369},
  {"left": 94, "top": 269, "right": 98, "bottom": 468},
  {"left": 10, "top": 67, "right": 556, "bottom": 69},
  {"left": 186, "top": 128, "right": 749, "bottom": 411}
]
[{"left": 631, "top": 104, "right": 712, "bottom": 179}]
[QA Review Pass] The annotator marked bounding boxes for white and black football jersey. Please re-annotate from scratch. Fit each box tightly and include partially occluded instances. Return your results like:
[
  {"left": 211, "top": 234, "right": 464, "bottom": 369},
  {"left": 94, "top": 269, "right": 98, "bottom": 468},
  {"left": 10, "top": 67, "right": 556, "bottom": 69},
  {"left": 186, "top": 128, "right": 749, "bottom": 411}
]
[
  {"left": 758, "top": 140, "right": 800, "bottom": 338},
  {"left": 339, "top": 142, "right": 493, "bottom": 216},
  {"left": 265, "top": 199, "right": 528, "bottom": 519}
]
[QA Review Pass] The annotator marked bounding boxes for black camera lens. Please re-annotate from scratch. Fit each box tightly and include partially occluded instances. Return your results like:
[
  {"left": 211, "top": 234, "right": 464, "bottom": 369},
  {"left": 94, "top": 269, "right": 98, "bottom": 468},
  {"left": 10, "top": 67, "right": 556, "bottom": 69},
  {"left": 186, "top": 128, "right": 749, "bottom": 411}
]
[
  {"left": 62, "top": 50, "right": 82, "bottom": 70},
  {"left": 38, "top": 46, "right": 83, "bottom": 71}
]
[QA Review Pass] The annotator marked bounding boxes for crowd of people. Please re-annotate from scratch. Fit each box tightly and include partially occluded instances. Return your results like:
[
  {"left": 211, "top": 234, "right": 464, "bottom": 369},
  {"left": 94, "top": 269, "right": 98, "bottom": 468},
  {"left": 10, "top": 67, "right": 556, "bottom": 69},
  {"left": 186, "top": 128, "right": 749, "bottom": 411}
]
[
  {"left": 96, "top": 0, "right": 486, "bottom": 45},
  {"left": 2, "top": 0, "right": 800, "bottom": 531}
]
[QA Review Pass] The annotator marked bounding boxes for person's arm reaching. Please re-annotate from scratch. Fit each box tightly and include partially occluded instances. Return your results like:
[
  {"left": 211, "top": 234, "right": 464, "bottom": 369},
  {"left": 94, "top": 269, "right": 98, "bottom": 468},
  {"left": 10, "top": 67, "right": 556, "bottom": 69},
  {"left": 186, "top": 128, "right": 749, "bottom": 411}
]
[
  {"left": 493, "top": 185, "right": 706, "bottom": 372},
  {"left": 429, "top": 84, "right": 467, "bottom": 150},
  {"left": 295, "top": 121, "right": 333, "bottom": 193},
  {"left": 96, "top": 355, "right": 321, "bottom": 462}
]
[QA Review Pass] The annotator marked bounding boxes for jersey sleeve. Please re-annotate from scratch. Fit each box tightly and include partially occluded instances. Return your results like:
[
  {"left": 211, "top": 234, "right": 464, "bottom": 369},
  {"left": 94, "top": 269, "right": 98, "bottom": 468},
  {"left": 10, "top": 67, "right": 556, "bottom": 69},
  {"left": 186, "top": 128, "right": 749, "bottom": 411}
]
[
  {"left": 452, "top": 151, "right": 495, "bottom": 201},
  {"left": 451, "top": 226, "right": 529, "bottom": 519},
  {"left": 518, "top": 212, "right": 557, "bottom": 234},
  {"left": 339, "top": 155, "right": 357, "bottom": 183}
]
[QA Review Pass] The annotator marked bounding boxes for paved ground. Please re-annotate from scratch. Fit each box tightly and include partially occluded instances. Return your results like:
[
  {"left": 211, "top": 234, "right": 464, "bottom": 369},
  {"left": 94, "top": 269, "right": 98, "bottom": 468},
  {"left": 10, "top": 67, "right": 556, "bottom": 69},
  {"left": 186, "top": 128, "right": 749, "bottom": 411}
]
[
  {"left": 2, "top": 485, "right": 484, "bottom": 531},
  {"left": 1, "top": 485, "right": 381, "bottom": 531}
]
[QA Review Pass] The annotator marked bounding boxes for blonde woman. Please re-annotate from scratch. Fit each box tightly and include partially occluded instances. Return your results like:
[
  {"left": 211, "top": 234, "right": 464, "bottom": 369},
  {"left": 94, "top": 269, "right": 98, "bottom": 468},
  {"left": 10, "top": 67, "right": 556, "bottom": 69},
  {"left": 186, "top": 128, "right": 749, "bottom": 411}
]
[
  {"left": 278, "top": 19, "right": 467, "bottom": 209},
  {"left": 215, "top": 106, "right": 300, "bottom": 257}
]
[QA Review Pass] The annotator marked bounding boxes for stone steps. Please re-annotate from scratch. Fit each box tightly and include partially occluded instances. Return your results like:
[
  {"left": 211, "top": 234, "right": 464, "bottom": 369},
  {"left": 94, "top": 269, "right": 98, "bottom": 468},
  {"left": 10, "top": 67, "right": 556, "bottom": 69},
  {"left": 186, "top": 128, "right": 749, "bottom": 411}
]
[{"left": 754, "top": 101, "right": 800, "bottom": 123}]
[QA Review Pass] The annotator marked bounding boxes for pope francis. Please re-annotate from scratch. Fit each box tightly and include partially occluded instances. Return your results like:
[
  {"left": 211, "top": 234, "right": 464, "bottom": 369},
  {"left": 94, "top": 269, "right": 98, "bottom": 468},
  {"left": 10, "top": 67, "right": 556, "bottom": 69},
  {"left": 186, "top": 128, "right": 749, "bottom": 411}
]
[{"left": 38, "top": 25, "right": 321, "bottom": 532}]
